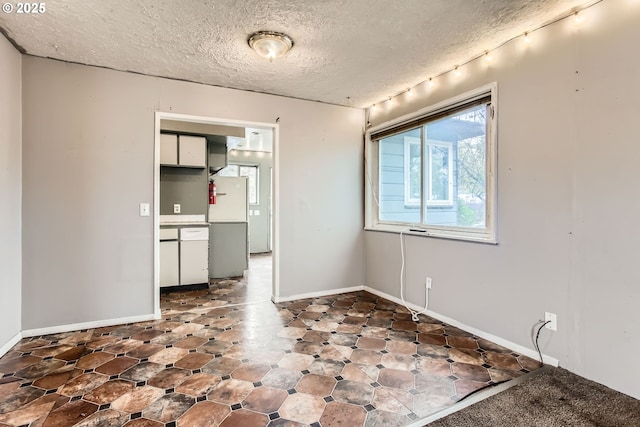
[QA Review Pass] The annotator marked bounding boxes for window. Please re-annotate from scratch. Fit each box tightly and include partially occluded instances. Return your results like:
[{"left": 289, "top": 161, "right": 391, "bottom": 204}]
[
  {"left": 218, "top": 164, "right": 239, "bottom": 177},
  {"left": 404, "top": 137, "right": 454, "bottom": 207},
  {"left": 367, "top": 84, "right": 496, "bottom": 243},
  {"left": 239, "top": 166, "right": 258, "bottom": 205},
  {"left": 217, "top": 164, "right": 259, "bottom": 205}
]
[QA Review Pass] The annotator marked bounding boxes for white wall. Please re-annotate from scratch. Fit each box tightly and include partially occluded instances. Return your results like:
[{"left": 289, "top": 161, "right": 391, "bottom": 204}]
[
  {"left": 0, "top": 35, "right": 22, "bottom": 353},
  {"left": 366, "top": 2, "right": 640, "bottom": 399},
  {"left": 22, "top": 56, "right": 364, "bottom": 330}
]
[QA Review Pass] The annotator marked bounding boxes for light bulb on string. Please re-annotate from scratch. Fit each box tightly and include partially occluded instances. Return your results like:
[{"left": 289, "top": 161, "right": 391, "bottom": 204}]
[
  {"left": 484, "top": 51, "right": 493, "bottom": 62},
  {"left": 524, "top": 32, "right": 532, "bottom": 43},
  {"left": 454, "top": 66, "right": 462, "bottom": 77},
  {"left": 407, "top": 88, "right": 414, "bottom": 97},
  {"left": 427, "top": 78, "right": 434, "bottom": 88}
]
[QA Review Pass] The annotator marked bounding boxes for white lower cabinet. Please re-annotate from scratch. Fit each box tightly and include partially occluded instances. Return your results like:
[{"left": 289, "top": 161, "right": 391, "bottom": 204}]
[
  {"left": 160, "top": 240, "right": 179, "bottom": 287},
  {"left": 180, "top": 240, "right": 209, "bottom": 285},
  {"left": 160, "top": 226, "right": 209, "bottom": 287}
]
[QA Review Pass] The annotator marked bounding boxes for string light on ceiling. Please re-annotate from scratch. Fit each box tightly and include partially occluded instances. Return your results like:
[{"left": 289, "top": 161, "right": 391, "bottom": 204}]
[
  {"left": 484, "top": 51, "right": 494, "bottom": 62},
  {"left": 368, "top": 0, "right": 607, "bottom": 112}
]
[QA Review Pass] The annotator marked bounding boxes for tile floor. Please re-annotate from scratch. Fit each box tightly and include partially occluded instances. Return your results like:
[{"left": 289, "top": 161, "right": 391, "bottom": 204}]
[{"left": 0, "top": 255, "right": 540, "bottom": 426}]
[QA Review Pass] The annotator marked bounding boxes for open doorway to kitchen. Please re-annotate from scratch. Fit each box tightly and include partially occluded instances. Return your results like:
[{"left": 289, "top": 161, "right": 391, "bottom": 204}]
[{"left": 153, "top": 112, "right": 279, "bottom": 317}]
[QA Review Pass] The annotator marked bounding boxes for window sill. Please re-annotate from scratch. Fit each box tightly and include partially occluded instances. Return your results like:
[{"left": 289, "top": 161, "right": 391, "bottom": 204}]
[{"left": 364, "top": 224, "right": 498, "bottom": 245}]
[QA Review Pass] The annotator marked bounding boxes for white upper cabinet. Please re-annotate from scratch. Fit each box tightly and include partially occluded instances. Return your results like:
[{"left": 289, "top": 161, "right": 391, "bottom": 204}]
[
  {"left": 160, "top": 134, "right": 206, "bottom": 168},
  {"left": 160, "top": 134, "right": 178, "bottom": 165},
  {"left": 178, "top": 135, "right": 207, "bottom": 167}
]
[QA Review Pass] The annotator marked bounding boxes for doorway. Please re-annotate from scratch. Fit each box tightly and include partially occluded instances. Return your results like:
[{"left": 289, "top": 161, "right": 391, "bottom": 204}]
[{"left": 153, "top": 112, "right": 279, "bottom": 317}]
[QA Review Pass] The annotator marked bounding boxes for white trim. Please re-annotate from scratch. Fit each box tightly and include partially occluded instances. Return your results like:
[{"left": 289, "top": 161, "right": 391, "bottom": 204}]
[
  {"left": 154, "top": 112, "right": 280, "bottom": 307},
  {"left": 272, "top": 285, "right": 365, "bottom": 303},
  {"left": 273, "top": 283, "right": 558, "bottom": 365},
  {"left": 21, "top": 313, "right": 160, "bottom": 338},
  {"left": 363, "top": 286, "right": 559, "bottom": 367},
  {"left": 365, "top": 83, "right": 498, "bottom": 243},
  {"left": 0, "top": 332, "right": 23, "bottom": 358},
  {"left": 364, "top": 224, "right": 498, "bottom": 245},
  {"left": 154, "top": 112, "right": 162, "bottom": 318},
  {"left": 272, "top": 125, "right": 280, "bottom": 300}
]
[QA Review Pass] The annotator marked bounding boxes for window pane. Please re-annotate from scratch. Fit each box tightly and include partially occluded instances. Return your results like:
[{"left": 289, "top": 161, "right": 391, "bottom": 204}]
[
  {"left": 239, "top": 166, "right": 258, "bottom": 205},
  {"left": 407, "top": 141, "right": 421, "bottom": 202},
  {"left": 218, "top": 164, "right": 239, "bottom": 177},
  {"left": 429, "top": 144, "right": 450, "bottom": 202},
  {"left": 424, "top": 104, "right": 487, "bottom": 228},
  {"left": 378, "top": 128, "right": 421, "bottom": 223}
]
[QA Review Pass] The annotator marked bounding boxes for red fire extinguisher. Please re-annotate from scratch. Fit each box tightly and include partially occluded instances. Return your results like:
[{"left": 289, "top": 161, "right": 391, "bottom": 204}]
[{"left": 209, "top": 181, "right": 217, "bottom": 205}]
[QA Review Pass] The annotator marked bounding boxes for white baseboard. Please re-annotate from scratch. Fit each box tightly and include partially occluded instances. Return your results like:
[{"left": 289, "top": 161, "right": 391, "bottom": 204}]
[
  {"left": 273, "top": 285, "right": 365, "bottom": 303},
  {"left": 0, "top": 332, "right": 23, "bottom": 358},
  {"left": 22, "top": 313, "right": 161, "bottom": 338},
  {"left": 364, "top": 286, "right": 559, "bottom": 367}
]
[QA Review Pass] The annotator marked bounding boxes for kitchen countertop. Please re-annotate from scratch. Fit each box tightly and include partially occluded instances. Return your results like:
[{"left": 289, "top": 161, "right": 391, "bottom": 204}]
[{"left": 160, "top": 222, "right": 210, "bottom": 227}]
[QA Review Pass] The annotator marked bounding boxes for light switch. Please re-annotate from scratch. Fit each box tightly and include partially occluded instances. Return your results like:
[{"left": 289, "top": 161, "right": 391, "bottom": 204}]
[
  {"left": 139, "top": 203, "right": 150, "bottom": 217},
  {"left": 173, "top": 204, "right": 181, "bottom": 214}
]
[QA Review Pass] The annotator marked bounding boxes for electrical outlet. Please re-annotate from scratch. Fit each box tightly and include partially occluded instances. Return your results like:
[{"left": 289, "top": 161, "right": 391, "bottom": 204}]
[
  {"left": 426, "top": 277, "right": 432, "bottom": 289},
  {"left": 545, "top": 312, "right": 557, "bottom": 331},
  {"left": 173, "top": 204, "right": 181, "bottom": 214}
]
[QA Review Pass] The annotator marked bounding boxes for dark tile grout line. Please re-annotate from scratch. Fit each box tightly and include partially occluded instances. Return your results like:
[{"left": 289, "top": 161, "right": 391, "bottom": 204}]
[{"left": 0, "top": 281, "right": 539, "bottom": 426}]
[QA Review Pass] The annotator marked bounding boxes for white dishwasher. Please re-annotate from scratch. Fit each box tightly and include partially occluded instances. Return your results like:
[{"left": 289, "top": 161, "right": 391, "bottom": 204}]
[{"left": 179, "top": 227, "right": 209, "bottom": 285}]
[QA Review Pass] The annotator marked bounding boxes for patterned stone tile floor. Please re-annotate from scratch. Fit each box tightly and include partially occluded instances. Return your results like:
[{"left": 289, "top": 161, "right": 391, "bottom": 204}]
[{"left": 0, "top": 256, "right": 540, "bottom": 427}]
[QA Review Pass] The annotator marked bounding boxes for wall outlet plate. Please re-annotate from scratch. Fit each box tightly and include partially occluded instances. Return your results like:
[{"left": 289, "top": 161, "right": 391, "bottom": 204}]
[
  {"left": 545, "top": 312, "right": 557, "bottom": 331},
  {"left": 173, "top": 204, "right": 181, "bottom": 214},
  {"left": 139, "top": 203, "right": 150, "bottom": 217},
  {"left": 426, "top": 277, "right": 432, "bottom": 289}
]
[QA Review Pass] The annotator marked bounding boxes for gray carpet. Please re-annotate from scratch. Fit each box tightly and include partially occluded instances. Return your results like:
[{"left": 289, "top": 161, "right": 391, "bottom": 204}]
[{"left": 426, "top": 367, "right": 640, "bottom": 427}]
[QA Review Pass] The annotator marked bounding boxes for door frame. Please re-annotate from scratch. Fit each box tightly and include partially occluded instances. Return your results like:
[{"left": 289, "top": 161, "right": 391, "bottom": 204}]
[{"left": 153, "top": 111, "right": 280, "bottom": 317}]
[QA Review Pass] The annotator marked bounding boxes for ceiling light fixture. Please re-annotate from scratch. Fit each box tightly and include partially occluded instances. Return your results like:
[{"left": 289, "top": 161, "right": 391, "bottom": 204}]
[{"left": 248, "top": 31, "right": 293, "bottom": 60}]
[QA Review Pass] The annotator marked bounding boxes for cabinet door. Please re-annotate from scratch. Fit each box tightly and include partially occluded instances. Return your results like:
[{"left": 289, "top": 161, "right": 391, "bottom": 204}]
[
  {"left": 160, "top": 240, "right": 179, "bottom": 287},
  {"left": 160, "top": 134, "right": 178, "bottom": 165},
  {"left": 180, "top": 240, "right": 209, "bottom": 285},
  {"left": 178, "top": 135, "right": 206, "bottom": 167}
]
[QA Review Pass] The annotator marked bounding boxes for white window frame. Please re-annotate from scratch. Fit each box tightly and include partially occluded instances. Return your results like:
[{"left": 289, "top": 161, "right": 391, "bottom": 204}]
[
  {"left": 425, "top": 139, "right": 454, "bottom": 207},
  {"left": 365, "top": 83, "right": 498, "bottom": 244},
  {"left": 404, "top": 137, "right": 454, "bottom": 207},
  {"left": 403, "top": 137, "right": 421, "bottom": 207},
  {"left": 239, "top": 165, "right": 259, "bottom": 206}
]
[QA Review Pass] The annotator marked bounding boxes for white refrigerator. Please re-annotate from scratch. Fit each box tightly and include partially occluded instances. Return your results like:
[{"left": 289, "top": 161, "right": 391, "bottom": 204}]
[{"left": 208, "top": 176, "right": 250, "bottom": 278}]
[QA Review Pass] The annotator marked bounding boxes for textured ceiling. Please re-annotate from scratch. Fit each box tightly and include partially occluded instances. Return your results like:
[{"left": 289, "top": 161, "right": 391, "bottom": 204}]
[{"left": 0, "top": 0, "right": 592, "bottom": 108}]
